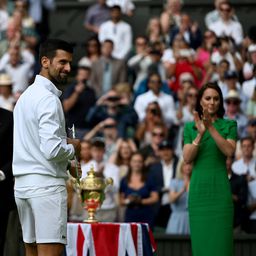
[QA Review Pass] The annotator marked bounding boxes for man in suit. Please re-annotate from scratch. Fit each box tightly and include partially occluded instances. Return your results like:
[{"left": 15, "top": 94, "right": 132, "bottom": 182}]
[
  {"left": 148, "top": 140, "right": 179, "bottom": 229},
  {"left": 0, "top": 107, "right": 15, "bottom": 255},
  {"left": 90, "top": 39, "right": 127, "bottom": 97}
]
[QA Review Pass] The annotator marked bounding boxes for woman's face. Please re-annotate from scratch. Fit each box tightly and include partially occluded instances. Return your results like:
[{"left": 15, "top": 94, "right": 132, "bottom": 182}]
[
  {"left": 200, "top": 88, "right": 220, "bottom": 116},
  {"left": 120, "top": 142, "right": 132, "bottom": 159},
  {"left": 130, "top": 154, "right": 144, "bottom": 172}
]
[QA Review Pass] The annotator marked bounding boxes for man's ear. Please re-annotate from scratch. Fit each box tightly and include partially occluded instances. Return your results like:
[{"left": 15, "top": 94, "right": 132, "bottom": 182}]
[{"left": 41, "top": 56, "right": 49, "bottom": 69}]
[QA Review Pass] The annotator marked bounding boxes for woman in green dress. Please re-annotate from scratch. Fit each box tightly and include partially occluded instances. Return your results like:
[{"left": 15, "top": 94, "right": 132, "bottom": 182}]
[{"left": 183, "top": 82, "right": 237, "bottom": 256}]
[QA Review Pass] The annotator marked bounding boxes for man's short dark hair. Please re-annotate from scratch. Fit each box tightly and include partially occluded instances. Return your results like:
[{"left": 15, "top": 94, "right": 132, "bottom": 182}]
[{"left": 39, "top": 39, "right": 73, "bottom": 62}]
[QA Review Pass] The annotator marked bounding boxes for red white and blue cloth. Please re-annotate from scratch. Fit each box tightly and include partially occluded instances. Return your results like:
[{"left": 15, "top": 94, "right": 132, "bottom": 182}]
[{"left": 66, "top": 222, "right": 157, "bottom": 256}]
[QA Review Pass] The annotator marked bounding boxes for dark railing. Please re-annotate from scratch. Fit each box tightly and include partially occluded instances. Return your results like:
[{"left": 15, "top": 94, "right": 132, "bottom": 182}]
[{"left": 154, "top": 234, "right": 256, "bottom": 256}]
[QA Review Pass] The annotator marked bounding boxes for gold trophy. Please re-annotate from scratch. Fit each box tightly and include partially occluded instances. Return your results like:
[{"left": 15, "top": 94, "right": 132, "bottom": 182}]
[{"left": 79, "top": 166, "right": 113, "bottom": 223}]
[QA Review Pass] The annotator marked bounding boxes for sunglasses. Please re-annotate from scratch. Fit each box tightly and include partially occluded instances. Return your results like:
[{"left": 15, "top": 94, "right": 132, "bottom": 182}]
[
  {"left": 152, "top": 132, "right": 164, "bottom": 137},
  {"left": 187, "top": 93, "right": 198, "bottom": 98},
  {"left": 220, "top": 8, "right": 231, "bottom": 12},
  {"left": 149, "top": 80, "right": 161, "bottom": 84},
  {"left": 226, "top": 100, "right": 240, "bottom": 105}
]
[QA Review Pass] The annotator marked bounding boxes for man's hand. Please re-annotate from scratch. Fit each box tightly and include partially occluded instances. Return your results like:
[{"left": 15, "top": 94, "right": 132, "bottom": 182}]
[
  {"left": 67, "top": 138, "right": 81, "bottom": 158},
  {"left": 69, "top": 160, "right": 82, "bottom": 179}
]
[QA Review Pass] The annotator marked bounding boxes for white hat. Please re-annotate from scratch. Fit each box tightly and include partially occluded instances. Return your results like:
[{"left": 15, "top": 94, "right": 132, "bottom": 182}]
[
  {"left": 0, "top": 73, "right": 12, "bottom": 86},
  {"left": 225, "top": 90, "right": 241, "bottom": 102},
  {"left": 248, "top": 44, "right": 256, "bottom": 53},
  {"left": 179, "top": 72, "right": 194, "bottom": 84}
]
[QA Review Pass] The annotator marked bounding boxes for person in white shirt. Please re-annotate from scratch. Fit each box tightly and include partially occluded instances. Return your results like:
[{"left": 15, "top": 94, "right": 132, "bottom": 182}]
[
  {"left": 81, "top": 139, "right": 120, "bottom": 222},
  {"left": 242, "top": 65, "right": 256, "bottom": 100},
  {"left": 134, "top": 72, "right": 176, "bottom": 126},
  {"left": 13, "top": 39, "right": 81, "bottom": 256},
  {"left": 98, "top": 5, "right": 132, "bottom": 60},
  {"left": 209, "top": 2, "right": 243, "bottom": 46}
]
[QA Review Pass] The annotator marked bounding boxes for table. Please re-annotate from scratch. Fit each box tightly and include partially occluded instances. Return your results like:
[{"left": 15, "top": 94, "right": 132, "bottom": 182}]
[{"left": 66, "top": 222, "right": 157, "bottom": 256}]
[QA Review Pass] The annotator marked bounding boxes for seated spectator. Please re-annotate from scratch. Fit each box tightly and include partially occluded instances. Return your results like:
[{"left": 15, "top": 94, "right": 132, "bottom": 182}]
[
  {"left": 78, "top": 36, "right": 101, "bottom": 68},
  {"left": 135, "top": 101, "right": 166, "bottom": 148},
  {"left": 106, "top": 0, "right": 135, "bottom": 16},
  {"left": 98, "top": 5, "right": 132, "bottom": 60},
  {"left": 246, "top": 88, "right": 256, "bottom": 120},
  {"left": 166, "top": 160, "right": 191, "bottom": 235},
  {"left": 169, "top": 13, "right": 202, "bottom": 50},
  {"left": 90, "top": 39, "right": 127, "bottom": 97},
  {"left": 209, "top": 2, "right": 243, "bottom": 47},
  {"left": 62, "top": 66, "right": 97, "bottom": 139},
  {"left": 0, "top": 73, "right": 14, "bottom": 111},
  {"left": 86, "top": 88, "right": 138, "bottom": 138},
  {"left": 0, "top": 1, "right": 9, "bottom": 33},
  {"left": 83, "top": 0, "right": 110, "bottom": 35},
  {"left": 134, "top": 72, "right": 176, "bottom": 126},
  {"left": 81, "top": 139, "right": 120, "bottom": 222},
  {"left": 119, "top": 152, "right": 159, "bottom": 229},
  {"left": 148, "top": 140, "right": 179, "bottom": 230},
  {"left": 224, "top": 90, "right": 248, "bottom": 139}
]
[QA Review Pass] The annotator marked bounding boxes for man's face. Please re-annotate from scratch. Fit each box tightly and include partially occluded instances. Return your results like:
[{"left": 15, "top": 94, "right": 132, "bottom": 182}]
[
  {"left": 91, "top": 147, "right": 105, "bottom": 162},
  {"left": 241, "top": 139, "right": 254, "bottom": 159},
  {"left": 159, "top": 148, "right": 173, "bottom": 162},
  {"left": 45, "top": 50, "right": 72, "bottom": 84}
]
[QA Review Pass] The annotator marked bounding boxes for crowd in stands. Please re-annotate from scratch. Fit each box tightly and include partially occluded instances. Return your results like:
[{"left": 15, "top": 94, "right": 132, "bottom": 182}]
[{"left": 2, "top": 0, "right": 256, "bottom": 237}]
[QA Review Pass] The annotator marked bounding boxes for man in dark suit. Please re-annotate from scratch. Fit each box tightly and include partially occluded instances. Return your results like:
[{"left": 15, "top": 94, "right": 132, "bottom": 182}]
[
  {"left": 90, "top": 39, "right": 127, "bottom": 97},
  {"left": 0, "top": 107, "right": 15, "bottom": 255},
  {"left": 148, "top": 140, "right": 179, "bottom": 229}
]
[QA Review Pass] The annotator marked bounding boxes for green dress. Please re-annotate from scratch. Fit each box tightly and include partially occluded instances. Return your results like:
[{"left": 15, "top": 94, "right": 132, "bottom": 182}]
[{"left": 184, "top": 118, "right": 237, "bottom": 256}]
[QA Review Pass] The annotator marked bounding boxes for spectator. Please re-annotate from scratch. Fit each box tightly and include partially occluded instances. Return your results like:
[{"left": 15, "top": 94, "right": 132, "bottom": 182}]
[
  {"left": 148, "top": 140, "right": 179, "bottom": 230},
  {"left": 243, "top": 44, "right": 256, "bottom": 81},
  {"left": 211, "top": 36, "right": 243, "bottom": 72},
  {"left": 90, "top": 39, "right": 127, "bottom": 97},
  {"left": 84, "top": 0, "right": 110, "bottom": 35},
  {"left": 86, "top": 88, "right": 138, "bottom": 139},
  {"left": 139, "top": 124, "right": 167, "bottom": 167},
  {"left": 160, "top": 0, "right": 183, "bottom": 45},
  {"left": 166, "top": 160, "right": 191, "bottom": 235},
  {"left": 0, "top": 73, "right": 15, "bottom": 111},
  {"left": 82, "top": 139, "right": 120, "bottom": 222},
  {"left": 106, "top": 0, "right": 135, "bottom": 16},
  {"left": 135, "top": 101, "right": 166, "bottom": 148},
  {"left": 209, "top": 2, "right": 243, "bottom": 46},
  {"left": 84, "top": 117, "right": 119, "bottom": 162},
  {"left": 224, "top": 90, "right": 248, "bottom": 139},
  {"left": 232, "top": 137, "right": 256, "bottom": 233},
  {"left": 146, "top": 17, "right": 165, "bottom": 47},
  {"left": 226, "top": 156, "right": 249, "bottom": 234},
  {"left": 1, "top": 44, "right": 32, "bottom": 101},
  {"left": 169, "top": 13, "right": 202, "bottom": 50},
  {"left": 62, "top": 66, "right": 97, "bottom": 139},
  {"left": 98, "top": 5, "right": 132, "bottom": 60},
  {"left": 134, "top": 72, "right": 176, "bottom": 126},
  {"left": 119, "top": 152, "right": 159, "bottom": 229},
  {"left": 127, "top": 35, "right": 152, "bottom": 91},
  {"left": 205, "top": 0, "right": 238, "bottom": 29},
  {"left": 242, "top": 65, "right": 256, "bottom": 100},
  {"left": 78, "top": 36, "right": 101, "bottom": 68},
  {"left": 0, "top": 1, "right": 9, "bottom": 33}
]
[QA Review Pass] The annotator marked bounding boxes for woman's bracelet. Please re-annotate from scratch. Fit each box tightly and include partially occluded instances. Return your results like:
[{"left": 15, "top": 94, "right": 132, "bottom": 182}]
[{"left": 192, "top": 140, "right": 199, "bottom": 146}]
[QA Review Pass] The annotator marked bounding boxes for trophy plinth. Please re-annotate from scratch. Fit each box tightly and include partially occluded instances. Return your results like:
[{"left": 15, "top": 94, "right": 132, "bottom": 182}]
[{"left": 79, "top": 166, "right": 113, "bottom": 223}]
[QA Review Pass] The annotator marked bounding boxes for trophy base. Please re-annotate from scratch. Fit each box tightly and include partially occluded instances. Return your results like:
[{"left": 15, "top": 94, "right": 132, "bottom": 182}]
[{"left": 83, "top": 218, "right": 99, "bottom": 223}]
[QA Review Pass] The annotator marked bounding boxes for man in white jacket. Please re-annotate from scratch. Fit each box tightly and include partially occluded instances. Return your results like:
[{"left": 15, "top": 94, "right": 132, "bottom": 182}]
[{"left": 13, "top": 39, "right": 81, "bottom": 256}]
